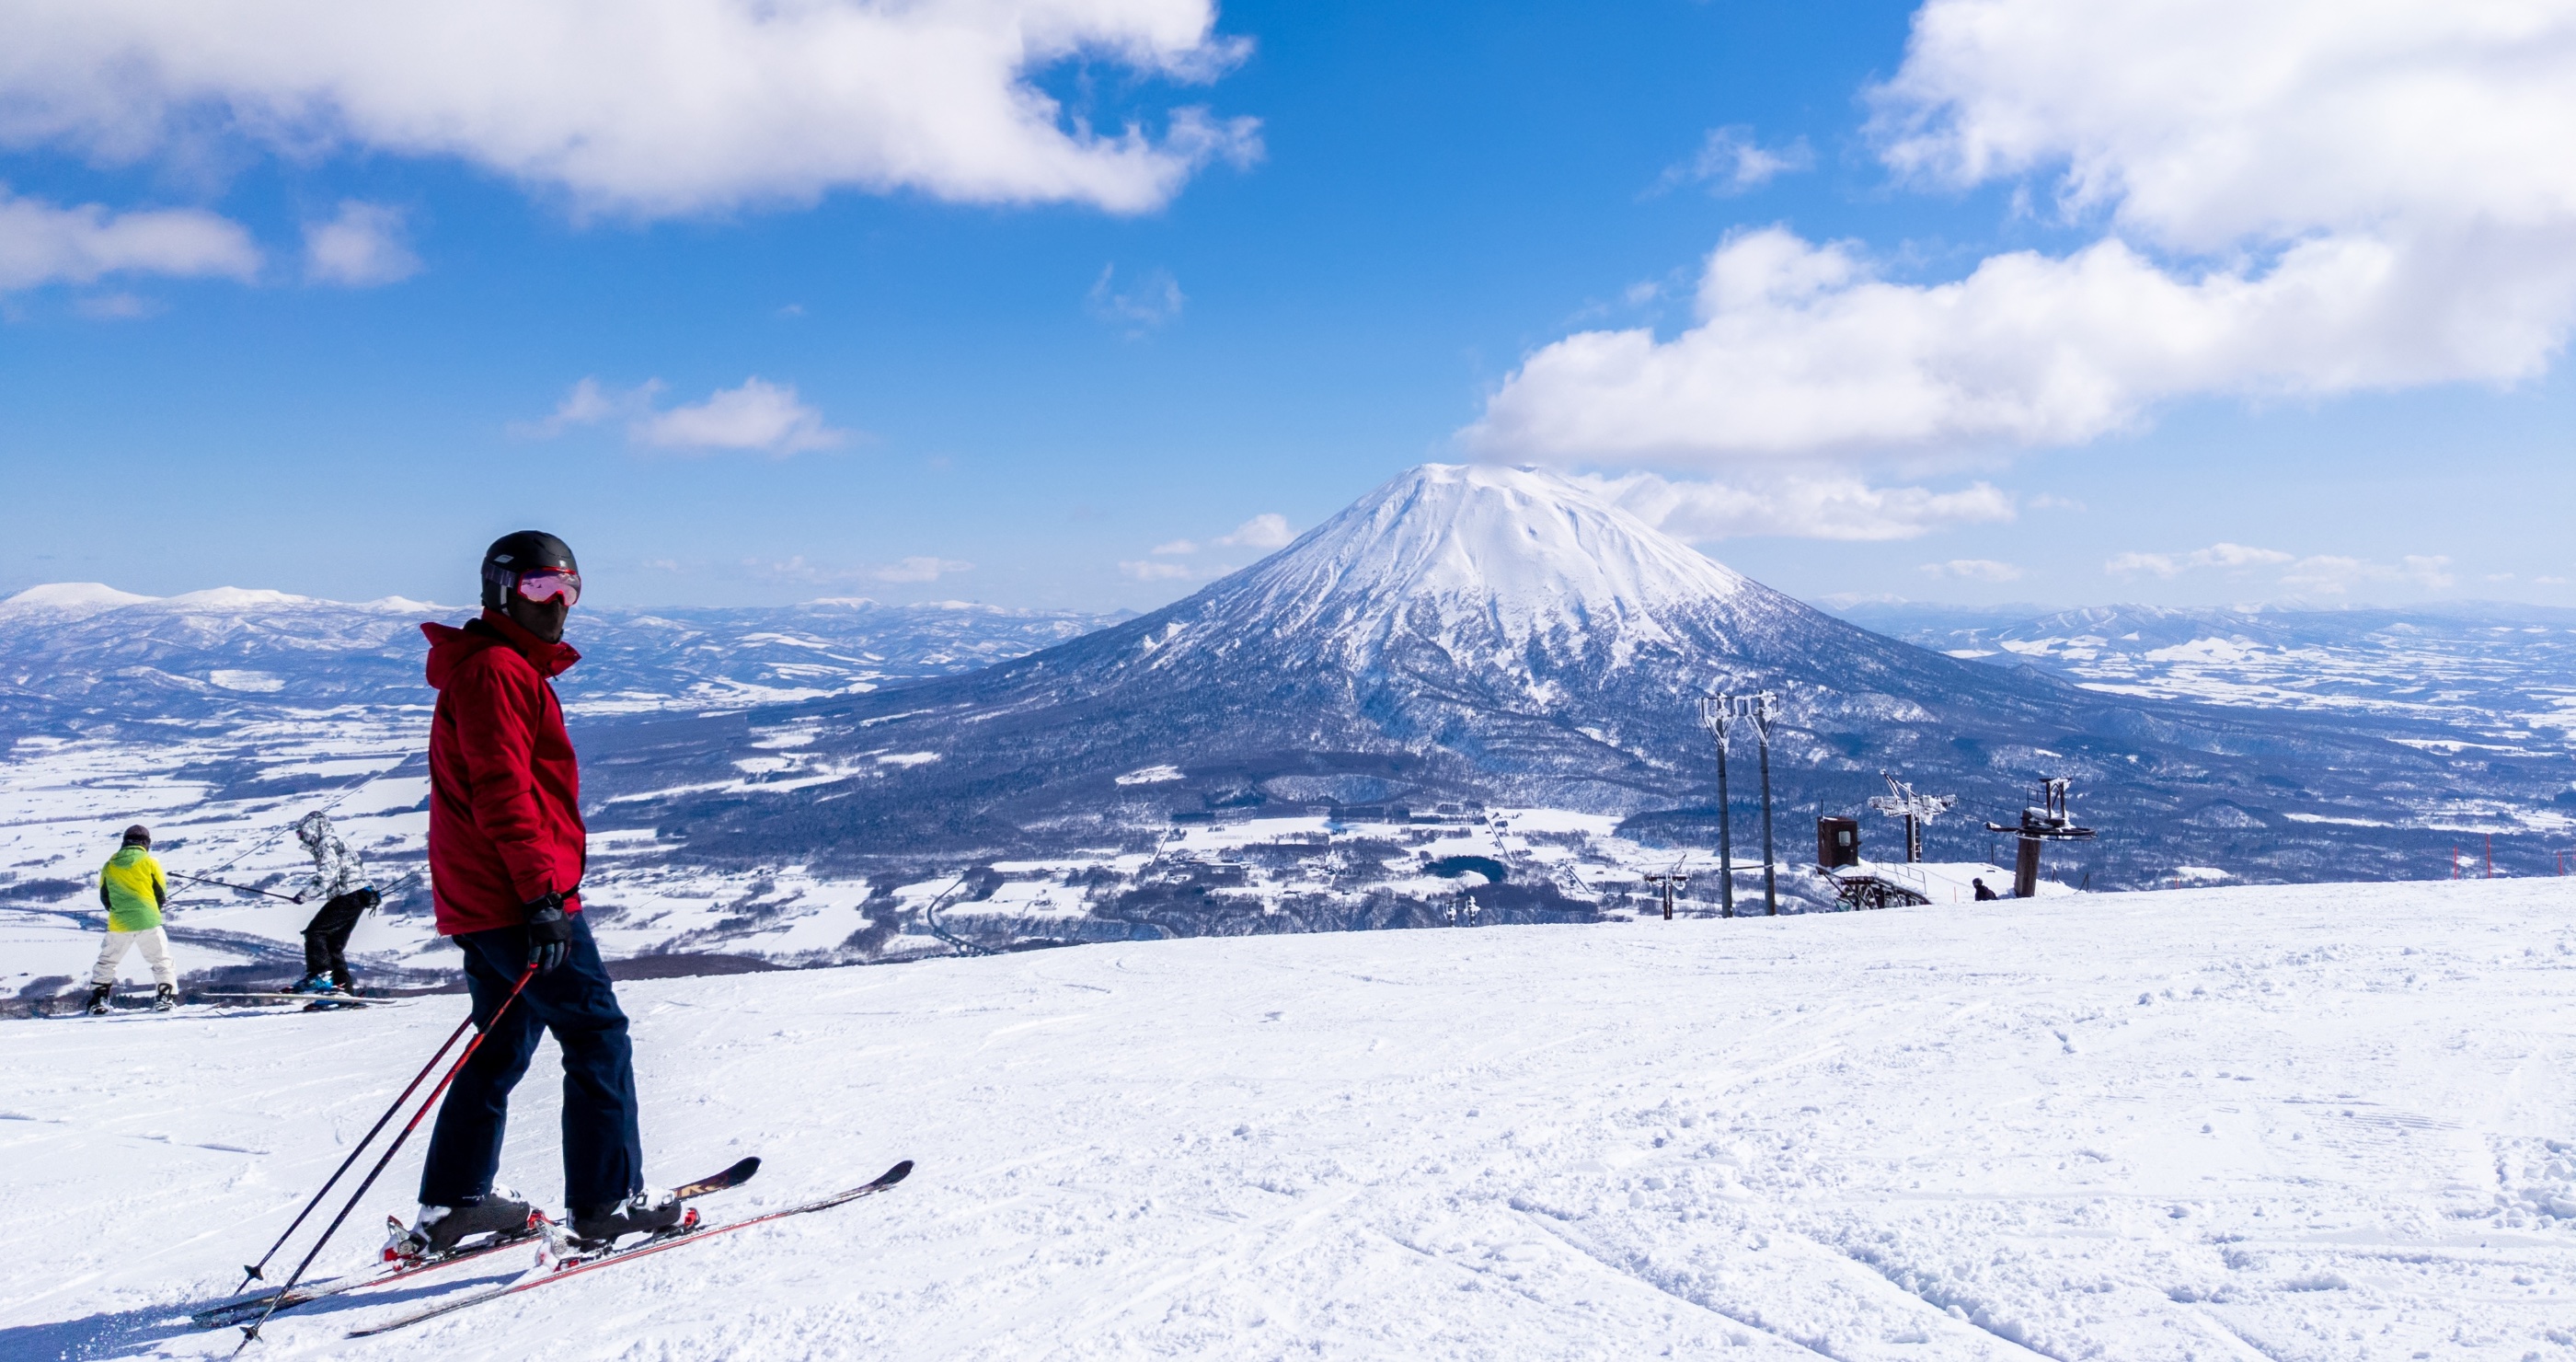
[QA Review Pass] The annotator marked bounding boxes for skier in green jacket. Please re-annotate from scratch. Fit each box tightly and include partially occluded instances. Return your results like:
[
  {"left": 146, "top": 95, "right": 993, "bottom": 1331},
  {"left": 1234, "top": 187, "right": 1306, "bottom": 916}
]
[{"left": 89, "top": 825, "right": 178, "bottom": 1014}]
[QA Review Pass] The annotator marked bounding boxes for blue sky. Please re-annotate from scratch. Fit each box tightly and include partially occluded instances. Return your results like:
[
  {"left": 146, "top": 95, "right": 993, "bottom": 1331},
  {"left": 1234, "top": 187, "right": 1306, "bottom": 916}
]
[{"left": 1, "top": 0, "right": 2570, "bottom": 613}]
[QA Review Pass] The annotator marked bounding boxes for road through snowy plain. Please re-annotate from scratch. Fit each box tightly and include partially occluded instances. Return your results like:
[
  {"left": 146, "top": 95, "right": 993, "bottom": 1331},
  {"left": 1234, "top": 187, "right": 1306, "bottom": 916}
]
[{"left": 5, "top": 878, "right": 2574, "bottom": 1360}]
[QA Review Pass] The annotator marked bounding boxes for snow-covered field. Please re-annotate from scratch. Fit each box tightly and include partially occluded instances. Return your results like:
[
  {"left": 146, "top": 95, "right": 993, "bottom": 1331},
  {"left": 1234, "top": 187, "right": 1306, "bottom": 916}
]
[{"left": 6, "top": 877, "right": 2574, "bottom": 1360}]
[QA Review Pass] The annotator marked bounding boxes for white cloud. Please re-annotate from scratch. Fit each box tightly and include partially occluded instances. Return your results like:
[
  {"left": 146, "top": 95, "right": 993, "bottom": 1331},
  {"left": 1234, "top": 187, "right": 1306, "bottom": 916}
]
[
  {"left": 0, "top": 188, "right": 259, "bottom": 290},
  {"left": 1657, "top": 125, "right": 1813, "bottom": 195},
  {"left": 1920, "top": 559, "right": 2024, "bottom": 583},
  {"left": 1215, "top": 513, "right": 1292, "bottom": 548},
  {"left": 1467, "top": 0, "right": 2576, "bottom": 465},
  {"left": 72, "top": 291, "right": 156, "bottom": 319},
  {"left": 519, "top": 376, "right": 847, "bottom": 456},
  {"left": 1869, "top": 0, "right": 2575, "bottom": 254},
  {"left": 1580, "top": 469, "right": 2015, "bottom": 542},
  {"left": 2104, "top": 542, "right": 2294, "bottom": 579},
  {"left": 873, "top": 557, "right": 972, "bottom": 583},
  {"left": 2279, "top": 553, "right": 2455, "bottom": 594},
  {"left": 755, "top": 555, "right": 964, "bottom": 585},
  {"left": 2105, "top": 543, "right": 2454, "bottom": 594},
  {"left": 1087, "top": 264, "right": 1185, "bottom": 330},
  {"left": 303, "top": 201, "right": 420, "bottom": 286},
  {"left": 1134, "top": 514, "right": 1290, "bottom": 571},
  {"left": 511, "top": 376, "right": 644, "bottom": 439},
  {"left": 637, "top": 377, "right": 845, "bottom": 455},
  {"left": 0, "top": 1, "right": 1259, "bottom": 218}
]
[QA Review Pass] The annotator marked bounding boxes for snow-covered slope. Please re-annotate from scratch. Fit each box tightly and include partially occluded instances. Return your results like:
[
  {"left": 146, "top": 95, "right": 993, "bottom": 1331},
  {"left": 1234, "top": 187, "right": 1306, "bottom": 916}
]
[{"left": 7, "top": 877, "right": 2573, "bottom": 1358}]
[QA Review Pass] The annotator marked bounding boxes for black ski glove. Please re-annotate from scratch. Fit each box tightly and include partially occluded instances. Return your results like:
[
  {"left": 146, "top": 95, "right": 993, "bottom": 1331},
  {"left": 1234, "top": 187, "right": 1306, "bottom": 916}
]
[{"left": 523, "top": 893, "right": 573, "bottom": 974}]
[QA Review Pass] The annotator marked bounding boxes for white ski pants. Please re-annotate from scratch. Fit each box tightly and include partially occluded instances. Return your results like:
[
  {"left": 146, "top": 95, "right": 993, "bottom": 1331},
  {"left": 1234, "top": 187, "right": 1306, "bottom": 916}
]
[{"left": 91, "top": 927, "right": 175, "bottom": 987}]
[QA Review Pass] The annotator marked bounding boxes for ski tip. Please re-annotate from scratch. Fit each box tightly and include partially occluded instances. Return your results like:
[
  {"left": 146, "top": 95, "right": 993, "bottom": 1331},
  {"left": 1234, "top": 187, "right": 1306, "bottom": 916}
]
[
  {"left": 724, "top": 1155, "right": 761, "bottom": 1184},
  {"left": 877, "top": 1159, "right": 914, "bottom": 1188}
]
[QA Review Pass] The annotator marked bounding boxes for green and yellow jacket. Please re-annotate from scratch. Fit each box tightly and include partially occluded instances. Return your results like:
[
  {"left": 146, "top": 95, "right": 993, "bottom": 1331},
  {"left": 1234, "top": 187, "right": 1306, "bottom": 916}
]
[{"left": 98, "top": 846, "right": 168, "bottom": 932}]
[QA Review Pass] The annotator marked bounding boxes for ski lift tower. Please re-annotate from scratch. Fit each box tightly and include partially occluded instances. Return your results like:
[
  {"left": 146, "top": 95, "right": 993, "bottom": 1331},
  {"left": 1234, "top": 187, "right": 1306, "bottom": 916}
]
[
  {"left": 1699, "top": 690, "right": 1781, "bottom": 916},
  {"left": 1984, "top": 777, "right": 2096, "bottom": 898},
  {"left": 1641, "top": 865, "right": 1689, "bottom": 920},
  {"left": 1867, "top": 772, "right": 1957, "bottom": 863}
]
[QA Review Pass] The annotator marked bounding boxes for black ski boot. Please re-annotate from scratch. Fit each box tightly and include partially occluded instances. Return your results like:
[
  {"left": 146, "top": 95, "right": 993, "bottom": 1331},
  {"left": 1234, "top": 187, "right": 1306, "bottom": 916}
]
[
  {"left": 396, "top": 1188, "right": 537, "bottom": 1258},
  {"left": 569, "top": 1188, "right": 685, "bottom": 1246},
  {"left": 153, "top": 984, "right": 177, "bottom": 1011},
  {"left": 84, "top": 984, "right": 112, "bottom": 1016}
]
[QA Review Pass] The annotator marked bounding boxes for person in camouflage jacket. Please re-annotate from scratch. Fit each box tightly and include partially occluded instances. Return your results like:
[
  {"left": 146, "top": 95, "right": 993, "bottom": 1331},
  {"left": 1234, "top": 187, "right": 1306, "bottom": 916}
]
[{"left": 292, "top": 811, "right": 378, "bottom": 995}]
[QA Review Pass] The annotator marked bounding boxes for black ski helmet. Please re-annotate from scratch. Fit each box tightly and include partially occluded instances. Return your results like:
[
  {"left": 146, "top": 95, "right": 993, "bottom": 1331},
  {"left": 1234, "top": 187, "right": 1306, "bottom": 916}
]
[{"left": 480, "top": 530, "right": 579, "bottom": 610}]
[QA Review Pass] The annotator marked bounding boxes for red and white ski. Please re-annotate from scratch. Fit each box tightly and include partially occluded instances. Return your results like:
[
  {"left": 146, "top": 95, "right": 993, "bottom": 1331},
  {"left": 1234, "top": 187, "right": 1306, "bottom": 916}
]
[
  {"left": 345, "top": 1160, "right": 912, "bottom": 1338},
  {"left": 194, "top": 1157, "right": 761, "bottom": 1330}
]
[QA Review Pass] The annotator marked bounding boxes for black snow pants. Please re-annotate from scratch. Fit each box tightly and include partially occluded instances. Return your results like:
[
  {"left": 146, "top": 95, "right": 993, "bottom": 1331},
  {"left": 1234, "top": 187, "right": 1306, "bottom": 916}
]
[
  {"left": 417, "top": 912, "right": 645, "bottom": 1215},
  {"left": 301, "top": 890, "right": 373, "bottom": 987}
]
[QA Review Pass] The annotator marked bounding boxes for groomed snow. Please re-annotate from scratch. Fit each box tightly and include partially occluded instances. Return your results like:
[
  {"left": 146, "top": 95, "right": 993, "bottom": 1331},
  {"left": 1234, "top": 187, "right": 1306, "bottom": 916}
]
[{"left": 6, "top": 878, "right": 2575, "bottom": 1359}]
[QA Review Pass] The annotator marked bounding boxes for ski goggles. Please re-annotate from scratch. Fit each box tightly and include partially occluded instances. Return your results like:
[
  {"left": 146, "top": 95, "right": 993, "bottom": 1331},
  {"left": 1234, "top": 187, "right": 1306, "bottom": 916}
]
[{"left": 513, "top": 567, "right": 581, "bottom": 606}]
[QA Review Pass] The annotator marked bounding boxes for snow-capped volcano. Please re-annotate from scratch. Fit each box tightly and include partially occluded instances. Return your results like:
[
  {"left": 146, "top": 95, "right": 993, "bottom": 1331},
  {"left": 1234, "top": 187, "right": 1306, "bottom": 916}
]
[
  {"left": 594, "top": 463, "right": 2527, "bottom": 889},
  {"left": 990, "top": 462, "right": 1858, "bottom": 716},
  {"left": 1202, "top": 464, "right": 1754, "bottom": 668}
]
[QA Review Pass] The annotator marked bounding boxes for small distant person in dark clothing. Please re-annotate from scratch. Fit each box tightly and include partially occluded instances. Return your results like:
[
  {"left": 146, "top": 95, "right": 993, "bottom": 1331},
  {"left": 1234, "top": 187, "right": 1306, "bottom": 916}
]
[
  {"left": 398, "top": 530, "right": 683, "bottom": 1259},
  {"left": 1972, "top": 878, "right": 2000, "bottom": 902},
  {"left": 289, "top": 811, "right": 378, "bottom": 997}
]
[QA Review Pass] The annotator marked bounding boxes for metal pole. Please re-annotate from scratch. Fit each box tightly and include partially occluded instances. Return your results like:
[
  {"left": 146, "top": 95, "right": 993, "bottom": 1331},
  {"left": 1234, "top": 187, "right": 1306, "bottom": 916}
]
[
  {"left": 1715, "top": 736, "right": 1734, "bottom": 918},
  {"left": 1756, "top": 713, "right": 1777, "bottom": 916}
]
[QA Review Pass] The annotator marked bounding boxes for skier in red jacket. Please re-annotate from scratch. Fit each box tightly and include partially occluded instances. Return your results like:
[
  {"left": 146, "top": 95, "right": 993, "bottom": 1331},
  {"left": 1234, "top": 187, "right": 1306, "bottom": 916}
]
[{"left": 400, "top": 531, "right": 685, "bottom": 1257}]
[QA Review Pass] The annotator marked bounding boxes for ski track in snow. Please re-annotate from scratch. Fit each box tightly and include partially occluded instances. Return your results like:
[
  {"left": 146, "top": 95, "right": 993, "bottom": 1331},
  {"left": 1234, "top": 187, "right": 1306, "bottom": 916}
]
[{"left": 5, "top": 879, "right": 2575, "bottom": 1359}]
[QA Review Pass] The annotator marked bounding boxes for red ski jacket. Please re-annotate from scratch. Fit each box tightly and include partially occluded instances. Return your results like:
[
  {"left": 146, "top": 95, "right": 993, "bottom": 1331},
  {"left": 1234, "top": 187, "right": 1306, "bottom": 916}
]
[{"left": 422, "top": 610, "right": 587, "bottom": 936}]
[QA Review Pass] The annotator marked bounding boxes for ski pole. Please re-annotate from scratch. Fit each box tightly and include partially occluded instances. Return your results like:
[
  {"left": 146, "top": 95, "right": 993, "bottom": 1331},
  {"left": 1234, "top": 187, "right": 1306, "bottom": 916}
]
[
  {"left": 236, "top": 964, "right": 539, "bottom": 1352},
  {"left": 233, "top": 1010, "right": 479, "bottom": 1292},
  {"left": 166, "top": 751, "right": 422, "bottom": 911},
  {"left": 168, "top": 871, "right": 302, "bottom": 904},
  {"left": 368, "top": 869, "right": 425, "bottom": 910}
]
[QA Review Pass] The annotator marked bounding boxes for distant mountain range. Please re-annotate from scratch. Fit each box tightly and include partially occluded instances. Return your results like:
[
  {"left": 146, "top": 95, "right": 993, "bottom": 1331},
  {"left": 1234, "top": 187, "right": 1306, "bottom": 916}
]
[
  {"left": 562, "top": 465, "right": 2576, "bottom": 889},
  {"left": 0, "top": 584, "right": 1126, "bottom": 729},
  {"left": 1833, "top": 599, "right": 2576, "bottom": 749}
]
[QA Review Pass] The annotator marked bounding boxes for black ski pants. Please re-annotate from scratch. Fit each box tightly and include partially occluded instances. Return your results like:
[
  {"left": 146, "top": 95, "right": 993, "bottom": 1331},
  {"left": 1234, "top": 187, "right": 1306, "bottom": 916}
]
[
  {"left": 418, "top": 913, "right": 645, "bottom": 1214},
  {"left": 301, "top": 891, "right": 370, "bottom": 987}
]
